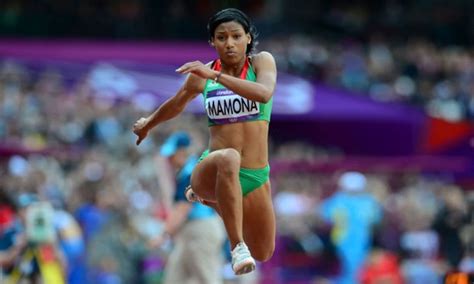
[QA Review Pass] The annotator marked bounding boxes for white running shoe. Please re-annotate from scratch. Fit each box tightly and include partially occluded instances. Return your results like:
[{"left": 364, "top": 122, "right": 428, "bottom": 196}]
[{"left": 231, "top": 242, "right": 256, "bottom": 275}]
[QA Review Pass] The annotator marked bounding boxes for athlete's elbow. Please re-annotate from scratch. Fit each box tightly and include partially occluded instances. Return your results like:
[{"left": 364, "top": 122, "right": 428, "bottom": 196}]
[
  {"left": 257, "top": 89, "right": 273, "bottom": 103},
  {"left": 259, "top": 96, "right": 271, "bottom": 104}
]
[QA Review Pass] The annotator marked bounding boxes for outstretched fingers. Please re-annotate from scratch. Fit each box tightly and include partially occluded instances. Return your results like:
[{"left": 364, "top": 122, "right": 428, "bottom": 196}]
[
  {"left": 176, "top": 61, "right": 201, "bottom": 74},
  {"left": 176, "top": 61, "right": 212, "bottom": 79},
  {"left": 133, "top": 117, "right": 149, "bottom": 145}
]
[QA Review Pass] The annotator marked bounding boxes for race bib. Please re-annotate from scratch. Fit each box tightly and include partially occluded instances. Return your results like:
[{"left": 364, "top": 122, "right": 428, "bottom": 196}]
[{"left": 206, "top": 89, "right": 259, "bottom": 123}]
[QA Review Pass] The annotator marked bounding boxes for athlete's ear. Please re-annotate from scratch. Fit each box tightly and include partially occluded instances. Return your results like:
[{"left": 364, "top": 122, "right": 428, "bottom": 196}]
[{"left": 209, "top": 40, "right": 215, "bottom": 47}]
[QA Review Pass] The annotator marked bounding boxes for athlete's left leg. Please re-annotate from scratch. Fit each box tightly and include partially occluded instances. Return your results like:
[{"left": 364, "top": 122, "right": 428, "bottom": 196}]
[
  {"left": 187, "top": 181, "right": 276, "bottom": 261},
  {"left": 241, "top": 181, "right": 276, "bottom": 262}
]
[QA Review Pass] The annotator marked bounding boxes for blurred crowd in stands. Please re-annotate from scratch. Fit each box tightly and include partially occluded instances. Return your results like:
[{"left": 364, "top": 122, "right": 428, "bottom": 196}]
[
  {"left": 0, "top": 57, "right": 473, "bottom": 283},
  {"left": 1, "top": 0, "right": 472, "bottom": 44},
  {"left": 261, "top": 35, "right": 474, "bottom": 122},
  {"left": 271, "top": 166, "right": 474, "bottom": 283}
]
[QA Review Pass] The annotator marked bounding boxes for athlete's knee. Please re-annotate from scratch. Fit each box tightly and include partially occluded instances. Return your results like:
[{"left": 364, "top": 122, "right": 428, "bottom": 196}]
[
  {"left": 215, "top": 148, "right": 240, "bottom": 175},
  {"left": 251, "top": 242, "right": 275, "bottom": 262}
]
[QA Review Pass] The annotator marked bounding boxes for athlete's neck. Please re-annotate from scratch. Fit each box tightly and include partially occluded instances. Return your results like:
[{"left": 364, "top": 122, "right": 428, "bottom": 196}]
[{"left": 220, "top": 57, "right": 246, "bottom": 77}]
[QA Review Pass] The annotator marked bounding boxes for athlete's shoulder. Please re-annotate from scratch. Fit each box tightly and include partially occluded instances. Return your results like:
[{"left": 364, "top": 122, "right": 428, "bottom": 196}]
[
  {"left": 250, "top": 51, "right": 276, "bottom": 74},
  {"left": 251, "top": 51, "right": 275, "bottom": 62}
]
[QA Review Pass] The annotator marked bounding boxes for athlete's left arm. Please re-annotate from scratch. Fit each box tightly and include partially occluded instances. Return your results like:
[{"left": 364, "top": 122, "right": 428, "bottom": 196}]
[
  {"left": 221, "top": 51, "right": 277, "bottom": 103},
  {"left": 177, "top": 52, "right": 277, "bottom": 103}
]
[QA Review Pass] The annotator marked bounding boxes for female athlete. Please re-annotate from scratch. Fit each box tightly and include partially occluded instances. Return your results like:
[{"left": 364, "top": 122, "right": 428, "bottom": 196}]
[{"left": 133, "top": 8, "right": 277, "bottom": 275}]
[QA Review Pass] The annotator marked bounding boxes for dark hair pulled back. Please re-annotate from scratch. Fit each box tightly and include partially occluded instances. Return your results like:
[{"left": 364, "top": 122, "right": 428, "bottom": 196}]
[{"left": 207, "top": 8, "right": 258, "bottom": 55}]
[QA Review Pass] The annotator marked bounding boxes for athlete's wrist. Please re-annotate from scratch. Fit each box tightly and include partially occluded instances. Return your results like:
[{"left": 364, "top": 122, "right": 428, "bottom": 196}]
[
  {"left": 213, "top": 70, "right": 222, "bottom": 83},
  {"left": 143, "top": 117, "right": 154, "bottom": 130}
]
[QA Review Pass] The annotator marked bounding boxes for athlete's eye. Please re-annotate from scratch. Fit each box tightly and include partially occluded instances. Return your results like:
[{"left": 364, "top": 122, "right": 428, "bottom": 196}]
[
  {"left": 233, "top": 34, "right": 242, "bottom": 40},
  {"left": 216, "top": 35, "right": 225, "bottom": 41}
]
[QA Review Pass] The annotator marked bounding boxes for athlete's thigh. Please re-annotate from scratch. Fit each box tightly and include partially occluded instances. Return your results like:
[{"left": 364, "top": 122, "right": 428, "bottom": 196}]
[{"left": 242, "top": 182, "right": 276, "bottom": 260}]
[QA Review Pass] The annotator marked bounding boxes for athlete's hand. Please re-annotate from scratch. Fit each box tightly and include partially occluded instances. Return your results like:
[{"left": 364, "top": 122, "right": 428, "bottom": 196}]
[
  {"left": 176, "top": 61, "right": 216, "bottom": 80},
  {"left": 133, "top": 117, "right": 150, "bottom": 145}
]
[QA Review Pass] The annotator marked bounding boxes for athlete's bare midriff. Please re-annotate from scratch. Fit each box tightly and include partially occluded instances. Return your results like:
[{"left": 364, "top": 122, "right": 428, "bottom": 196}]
[{"left": 209, "top": 120, "right": 269, "bottom": 169}]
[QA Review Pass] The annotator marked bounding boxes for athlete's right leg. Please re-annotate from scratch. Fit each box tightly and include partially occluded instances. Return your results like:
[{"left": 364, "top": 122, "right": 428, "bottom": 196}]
[{"left": 190, "top": 148, "right": 244, "bottom": 250}]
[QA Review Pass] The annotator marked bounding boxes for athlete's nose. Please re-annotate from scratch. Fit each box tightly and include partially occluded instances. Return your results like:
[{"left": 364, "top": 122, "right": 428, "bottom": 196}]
[{"left": 225, "top": 38, "right": 236, "bottom": 49}]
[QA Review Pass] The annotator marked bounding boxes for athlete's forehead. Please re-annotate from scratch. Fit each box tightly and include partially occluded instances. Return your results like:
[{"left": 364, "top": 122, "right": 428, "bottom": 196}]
[{"left": 214, "top": 21, "right": 246, "bottom": 34}]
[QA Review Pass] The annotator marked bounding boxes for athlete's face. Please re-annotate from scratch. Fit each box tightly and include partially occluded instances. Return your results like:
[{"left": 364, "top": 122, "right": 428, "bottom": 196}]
[{"left": 211, "top": 21, "right": 251, "bottom": 65}]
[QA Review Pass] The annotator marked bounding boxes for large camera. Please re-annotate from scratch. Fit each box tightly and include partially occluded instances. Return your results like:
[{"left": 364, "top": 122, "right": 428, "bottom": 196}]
[{"left": 25, "top": 201, "right": 56, "bottom": 244}]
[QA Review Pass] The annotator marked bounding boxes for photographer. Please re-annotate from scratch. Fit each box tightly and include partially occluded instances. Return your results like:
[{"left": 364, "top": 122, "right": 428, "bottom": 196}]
[
  {"left": 5, "top": 193, "right": 66, "bottom": 284},
  {"left": 0, "top": 187, "right": 26, "bottom": 279}
]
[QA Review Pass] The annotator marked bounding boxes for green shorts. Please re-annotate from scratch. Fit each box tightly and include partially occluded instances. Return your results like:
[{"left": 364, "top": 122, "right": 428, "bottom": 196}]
[{"left": 199, "top": 149, "right": 270, "bottom": 196}]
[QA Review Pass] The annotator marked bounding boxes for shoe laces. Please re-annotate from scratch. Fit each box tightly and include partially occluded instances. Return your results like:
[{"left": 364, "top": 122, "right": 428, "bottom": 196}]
[{"left": 232, "top": 242, "right": 251, "bottom": 262}]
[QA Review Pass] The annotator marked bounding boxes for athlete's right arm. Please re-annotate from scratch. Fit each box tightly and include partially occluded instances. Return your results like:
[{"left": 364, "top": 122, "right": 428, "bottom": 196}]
[{"left": 133, "top": 73, "right": 204, "bottom": 145}]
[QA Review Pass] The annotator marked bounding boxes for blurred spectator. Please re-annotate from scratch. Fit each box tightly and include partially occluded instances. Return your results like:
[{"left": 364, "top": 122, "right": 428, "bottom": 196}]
[
  {"left": 432, "top": 185, "right": 470, "bottom": 269},
  {"left": 0, "top": 187, "right": 26, "bottom": 278},
  {"left": 459, "top": 241, "right": 474, "bottom": 274},
  {"left": 49, "top": 191, "right": 86, "bottom": 284},
  {"left": 74, "top": 181, "right": 109, "bottom": 245},
  {"left": 88, "top": 210, "right": 147, "bottom": 284},
  {"left": 151, "top": 131, "right": 226, "bottom": 284},
  {"left": 318, "top": 171, "right": 382, "bottom": 284},
  {"left": 398, "top": 183, "right": 444, "bottom": 284},
  {"left": 358, "top": 247, "right": 403, "bottom": 284},
  {"left": 273, "top": 172, "right": 339, "bottom": 282},
  {"left": 7, "top": 193, "right": 67, "bottom": 283},
  {"left": 458, "top": 192, "right": 474, "bottom": 274}
]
